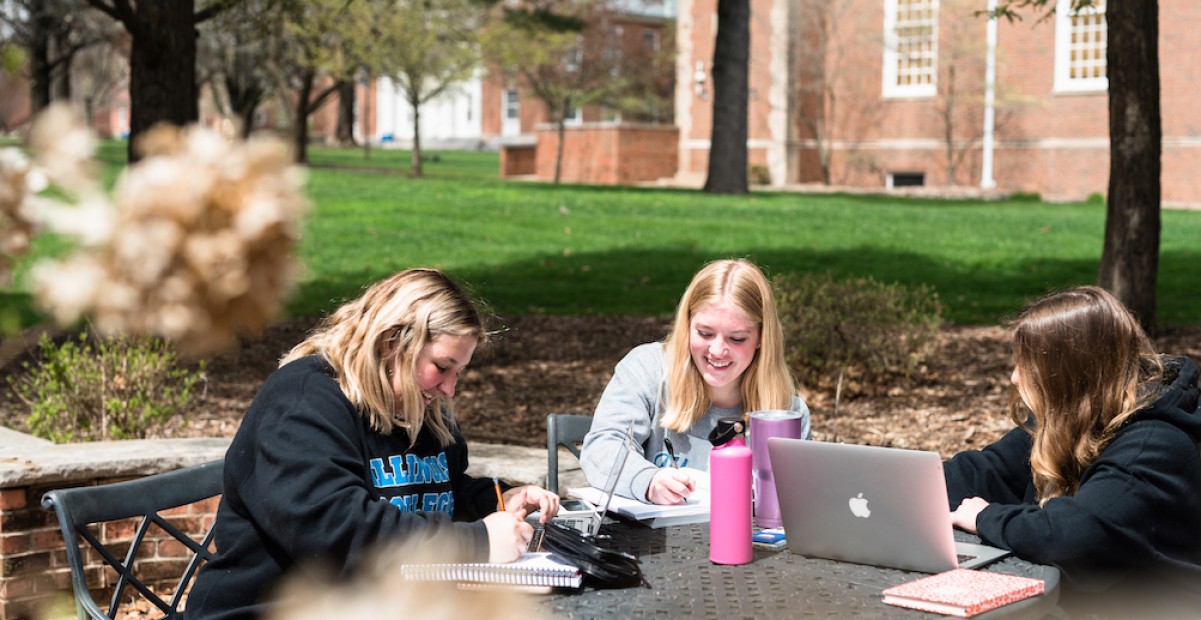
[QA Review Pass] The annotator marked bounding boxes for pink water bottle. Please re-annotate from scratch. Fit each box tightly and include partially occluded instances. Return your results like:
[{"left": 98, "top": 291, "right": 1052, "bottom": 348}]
[{"left": 708, "top": 417, "right": 752, "bottom": 565}]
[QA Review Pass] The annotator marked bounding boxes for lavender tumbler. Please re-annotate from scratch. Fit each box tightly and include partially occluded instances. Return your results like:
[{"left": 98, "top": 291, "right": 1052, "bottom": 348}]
[{"left": 748, "top": 409, "right": 804, "bottom": 528}]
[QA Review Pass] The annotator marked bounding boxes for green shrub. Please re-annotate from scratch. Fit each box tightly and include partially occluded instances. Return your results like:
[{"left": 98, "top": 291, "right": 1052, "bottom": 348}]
[
  {"left": 1085, "top": 192, "right": 1106, "bottom": 205},
  {"left": 749, "top": 164, "right": 772, "bottom": 186},
  {"left": 9, "top": 333, "right": 206, "bottom": 443},
  {"left": 773, "top": 272, "right": 943, "bottom": 392}
]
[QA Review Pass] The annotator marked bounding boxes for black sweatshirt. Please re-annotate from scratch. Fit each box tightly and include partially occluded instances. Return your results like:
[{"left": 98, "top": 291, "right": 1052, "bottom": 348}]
[
  {"left": 187, "top": 356, "right": 497, "bottom": 620},
  {"left": 944, "top": 356, "right": 1201, "bottom": 611}
]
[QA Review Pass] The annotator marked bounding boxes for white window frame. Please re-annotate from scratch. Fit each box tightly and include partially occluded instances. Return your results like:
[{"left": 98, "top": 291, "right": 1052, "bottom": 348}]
[
  {"left": 564, "top": 106, "right": 583, "bottom": 126},
  {"left": 643, "top": 27, "right": 660, "bottom": 52},
  {"left": 1053, "top": 0, "right": 1107, "bottom": 93},
  {"left": 502, "top": 88, "right": 520, "bottom": 137},
  {"left": 882, "top": 0, "right": 939, "bottom": 99}
]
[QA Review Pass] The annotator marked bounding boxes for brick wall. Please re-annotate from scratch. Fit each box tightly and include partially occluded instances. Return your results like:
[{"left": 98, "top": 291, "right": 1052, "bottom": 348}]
[
  {"left": 2, "top": 483, "right": 66, "bottom": 620},
  {"left": 681, "top": 0, "right": 1201, "bottom": 203},
  {"left": 534, "top": 123, "right": 679, "bottom": 185},
  {"left": 0, "top": 480, "right": 219, "bottom": 620},
  {"left": 499, "top": 143, "right": 537, "bottom": 177},
  {"left": 0, "top": 439, "right": 228, "bottom": 620}
]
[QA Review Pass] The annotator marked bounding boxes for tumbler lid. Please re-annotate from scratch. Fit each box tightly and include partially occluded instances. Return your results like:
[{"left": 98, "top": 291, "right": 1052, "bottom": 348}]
[{"left": 708, "top": 417, "right": 745, "bottom": 447}]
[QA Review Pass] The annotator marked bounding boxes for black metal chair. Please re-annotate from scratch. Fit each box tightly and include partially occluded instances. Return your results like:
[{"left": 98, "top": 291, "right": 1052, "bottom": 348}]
[
  {"left": 546, "top": 413, "right": 593, "bottom": 494},
  {"left": 41, "top": 460, "right": 224, "bottom": 620}
]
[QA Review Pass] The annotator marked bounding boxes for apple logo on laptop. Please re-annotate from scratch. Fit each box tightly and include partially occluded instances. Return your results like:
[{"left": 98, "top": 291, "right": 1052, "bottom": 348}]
[{"left": 849, "top": 493, "right": 871, "bottom": 518}]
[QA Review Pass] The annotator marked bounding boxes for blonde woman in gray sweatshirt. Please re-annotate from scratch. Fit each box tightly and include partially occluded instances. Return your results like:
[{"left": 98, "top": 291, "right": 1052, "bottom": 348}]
[{"left": 580, "top": 259, "right": 811, "bottom": 504}]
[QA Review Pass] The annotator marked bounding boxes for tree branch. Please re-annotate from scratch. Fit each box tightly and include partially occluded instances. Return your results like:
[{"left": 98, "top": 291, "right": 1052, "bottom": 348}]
[
  {"left": 85, "top": 0, "right": 138, "bottom": 36},
  {"left": 195, "top": 0, "right": 243, "bottom": 25},
  {"left": 304, "top": 80, "right": 344, "bottom": 116},
  {"left": 84, "top": 0, "right": 122, "bottom": 22}
]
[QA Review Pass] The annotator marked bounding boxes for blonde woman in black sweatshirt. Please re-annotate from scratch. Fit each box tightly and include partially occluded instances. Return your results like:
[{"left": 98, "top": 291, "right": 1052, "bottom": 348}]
[{"left": 189, "top": 269, "right": 559, "bottom": 620}]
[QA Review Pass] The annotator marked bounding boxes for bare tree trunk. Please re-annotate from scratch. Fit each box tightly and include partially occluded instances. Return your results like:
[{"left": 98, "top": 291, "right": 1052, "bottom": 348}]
[
  {"left": 120, "top": 0, "right": 199, "bottom": 162},
  {"left": 293, "top": 70, "right": 314, "bottom": 164},
  {"left": 30, "top": 5, "right": 54, "bottom": 114},
  {"left": 362, "top": 73, "right": 372, "bottom": 161},
  {"left": 226, "top": 35, "right": 267, "bottom": 140},
  {"left": 943, "top": 65, "right": 956, "bottom": 185},
  {"left": 554, "top": 98, "right": 569, "bottom": 184},
  {"left": 820, "top": 87, "right": 833, "bottom": 185},
  {"left": 236, "top": 97, "right": 261, "bottom": 140},
  {"left": 83, "top": 96, "right": 94, "bottom": 128},
  {"left": 411, "top": 97, "right": 423, "bottom": 177},
  {"left": 1097, "top": 0, "right": 1161, "bottom": 334},
  {"left": 336, "top": 79, "right": 357, "bottom": 147},
  {"left": 51, "top": 29, "right": 73, "bottom": 102},
  {"left": 704, "top": 0, "right": 749, "bottom": 195}
]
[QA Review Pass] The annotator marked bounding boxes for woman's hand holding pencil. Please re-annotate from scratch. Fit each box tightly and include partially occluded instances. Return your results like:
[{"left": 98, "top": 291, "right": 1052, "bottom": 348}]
[{"left": 484, "top": 478, "right": 560, "bottom": 562}]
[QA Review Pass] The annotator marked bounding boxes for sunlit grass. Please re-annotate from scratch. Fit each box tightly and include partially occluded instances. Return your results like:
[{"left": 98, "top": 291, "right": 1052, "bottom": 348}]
[{"left": 7, "top": 142, "right": 1200, "bottom": 328}]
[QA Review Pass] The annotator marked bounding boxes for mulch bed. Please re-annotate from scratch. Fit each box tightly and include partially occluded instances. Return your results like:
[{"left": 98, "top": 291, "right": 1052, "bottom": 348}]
[{"left": 4, "top": 316, "right": 1199, "bottom": 459}]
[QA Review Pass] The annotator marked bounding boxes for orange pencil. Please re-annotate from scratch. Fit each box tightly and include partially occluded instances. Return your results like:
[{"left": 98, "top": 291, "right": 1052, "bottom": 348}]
[{"left": 493, "top": 476, "right": 505, "bottom": 512}]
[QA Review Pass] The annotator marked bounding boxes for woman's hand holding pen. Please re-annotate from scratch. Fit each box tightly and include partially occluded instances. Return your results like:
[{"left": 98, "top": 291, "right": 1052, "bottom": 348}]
[
  {"left": 646, "top": 468, "right": 697, "bottom": 505},
  {"left": 483, "top": 511, "right": 532, "bottom": 563},
  {"left": 501, "top": 485, "right": 561, "bottom": 523}
]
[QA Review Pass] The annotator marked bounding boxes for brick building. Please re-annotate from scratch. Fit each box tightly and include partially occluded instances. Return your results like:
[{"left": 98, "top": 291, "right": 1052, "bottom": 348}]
[
  {"left": 479, "top": 3, "right": 675, "bottom": 144},
  {"left": 676, "top": 0, "right": 1201, "bottom": 204}
]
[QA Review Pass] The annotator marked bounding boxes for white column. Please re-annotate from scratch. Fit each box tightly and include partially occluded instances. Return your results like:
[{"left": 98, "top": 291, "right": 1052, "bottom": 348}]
[
  {"left": 767, "top": 0, "right": 790, "bottom": 187},
  {"left": 674, "top": 0, "right": 696, "bottom": 180},
  {"left": 980, "top": 0, "right": 998, "bottom": 190}
]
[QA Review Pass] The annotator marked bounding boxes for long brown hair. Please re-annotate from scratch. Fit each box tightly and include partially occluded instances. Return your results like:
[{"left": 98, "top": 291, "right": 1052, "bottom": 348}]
[
  {"left": 1009, "top": 286, "right": 1163, "bottom": 503},
  {"left": 281, "top": 269, "right": 488, "bottom": 447},
  {"left": 660, "top": 259, "right": 796, "bottom": 432}
]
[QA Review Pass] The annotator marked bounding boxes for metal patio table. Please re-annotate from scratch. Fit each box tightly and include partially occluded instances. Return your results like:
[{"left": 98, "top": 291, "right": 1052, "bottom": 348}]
[{"left": 539, "top": 520, "right": 1060, "bottom": 619}]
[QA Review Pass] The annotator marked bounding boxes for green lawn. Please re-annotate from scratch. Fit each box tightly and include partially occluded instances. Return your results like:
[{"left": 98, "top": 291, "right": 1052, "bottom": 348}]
[{"left": 7, "top": 142, "right": 1200, "bottom": 329}]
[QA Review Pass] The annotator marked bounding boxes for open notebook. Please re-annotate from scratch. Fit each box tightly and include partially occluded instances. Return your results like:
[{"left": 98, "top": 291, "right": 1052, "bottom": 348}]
[
  {"left": 568, "top": 471, "right": 710, "bottom": 528},
  {"left": 567, "top": 422, "right": 709, "bottom": 528}
]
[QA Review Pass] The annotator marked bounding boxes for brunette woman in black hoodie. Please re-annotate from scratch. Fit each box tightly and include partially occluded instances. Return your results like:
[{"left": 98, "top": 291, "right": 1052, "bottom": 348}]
[{"left": 944, "top": 286, "right": 1201, "bottom": 617}]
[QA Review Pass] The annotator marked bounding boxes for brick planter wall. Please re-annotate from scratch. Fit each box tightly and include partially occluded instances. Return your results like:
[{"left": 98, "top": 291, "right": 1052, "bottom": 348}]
[
  {"left": 499, "top": 143, "right": 537, "bottom": 177},
  {"left": 534, "top": 123, "right": 679, "bottom": 185},
  {"left": 0, "top": 438, "right": 229, "bottom": 620}
]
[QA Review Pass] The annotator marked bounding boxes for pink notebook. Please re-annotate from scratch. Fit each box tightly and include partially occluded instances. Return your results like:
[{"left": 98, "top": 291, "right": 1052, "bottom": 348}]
[{"left": 882, "top": 568, "right": 1045, "bottom": 617}]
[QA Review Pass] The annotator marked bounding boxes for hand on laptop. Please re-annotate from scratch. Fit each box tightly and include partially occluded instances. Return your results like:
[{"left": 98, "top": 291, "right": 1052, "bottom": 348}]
[
  {"left": 646, "top": 468, "right": 697, "bottom": 505},
  {"left": 951, "top": 496, "right": 989, "bottom": 534},
  {"left": 503, "top": 485, "right": 561, "bottom": 523}
]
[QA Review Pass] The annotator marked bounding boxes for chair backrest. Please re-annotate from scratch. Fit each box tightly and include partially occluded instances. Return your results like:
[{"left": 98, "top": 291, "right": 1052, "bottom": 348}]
[
  {"left": 546, "top": 413, "right": 593, "bottom": 494},
  {"left": 41, "top": 460, "right": 224, "bottom": 620}
]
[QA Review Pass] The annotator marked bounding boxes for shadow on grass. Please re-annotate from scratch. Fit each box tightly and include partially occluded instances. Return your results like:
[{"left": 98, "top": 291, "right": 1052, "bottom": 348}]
[
  {"left": 284, "top": 245, "right": 1201, "bottom": 326},
  {"left": 5, "top": 247, "right": 1195, "bottom": 339}
]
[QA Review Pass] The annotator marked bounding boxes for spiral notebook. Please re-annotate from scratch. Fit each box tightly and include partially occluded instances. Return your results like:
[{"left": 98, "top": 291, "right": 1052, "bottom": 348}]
[{"left": 399, "top": 551, "right": 583, "bottom": 590}]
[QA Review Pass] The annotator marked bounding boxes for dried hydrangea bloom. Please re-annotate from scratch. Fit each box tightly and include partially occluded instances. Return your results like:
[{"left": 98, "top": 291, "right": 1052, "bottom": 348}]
[
  {"left": 27, "top": 103, "right": 100, "bottom": 199},
  {"left": 0, "top": 148, "right": 41, "bottom": 285},
  {"left": 33, "top": 123, "right": 308, "bottom": 355}
]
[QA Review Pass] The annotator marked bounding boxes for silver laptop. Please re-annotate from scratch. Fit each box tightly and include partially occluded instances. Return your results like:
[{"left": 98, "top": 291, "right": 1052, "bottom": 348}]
[{"left": 767, "top": 437, "right": 1010, "bottom": 573}]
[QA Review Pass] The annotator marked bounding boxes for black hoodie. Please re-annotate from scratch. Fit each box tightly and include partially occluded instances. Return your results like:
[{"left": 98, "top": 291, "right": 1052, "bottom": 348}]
[
  {"left": 944, "top": 356, "right": 1201, "bottom": 613},
  {"left": 187, "top": 356, "right": 496, "bottom": 620}
]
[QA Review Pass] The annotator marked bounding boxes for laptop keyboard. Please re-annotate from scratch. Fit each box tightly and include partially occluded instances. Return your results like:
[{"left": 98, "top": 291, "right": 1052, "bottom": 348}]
[
  {"left": 957, "top": 553, "right": 977, "bottom": 565},
  {"left": 527, "top": 525, "right": 546, "bottom": 552}
]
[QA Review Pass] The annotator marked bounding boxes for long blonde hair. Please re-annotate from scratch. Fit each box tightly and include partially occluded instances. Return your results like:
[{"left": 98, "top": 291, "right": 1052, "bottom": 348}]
[
  {"left": 1009, "top": 286, "right": 1163, "bottom": 503},
  {"left": 281, "top": 269, "right": 488, "bottom": 447},
  {"left": 660, "top": 259, "right": 796, "bottom": 432}
]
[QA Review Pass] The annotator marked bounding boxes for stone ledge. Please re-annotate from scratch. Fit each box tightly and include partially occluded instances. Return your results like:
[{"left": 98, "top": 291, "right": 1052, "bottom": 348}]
[
  {"left": 0, "top": 437, "right": 232, "bottom": 487},
  {"left": 466, "top": 443, "right": 586, "bottom": 491},
  {"left": 0, "top": 430, "right": 583, "bottom": 492}
]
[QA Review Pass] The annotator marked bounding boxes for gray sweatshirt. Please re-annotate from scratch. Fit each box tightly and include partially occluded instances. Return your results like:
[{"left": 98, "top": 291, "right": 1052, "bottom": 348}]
[{"left": 579, "top": 343, "right": 811, "bottom": 502}]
